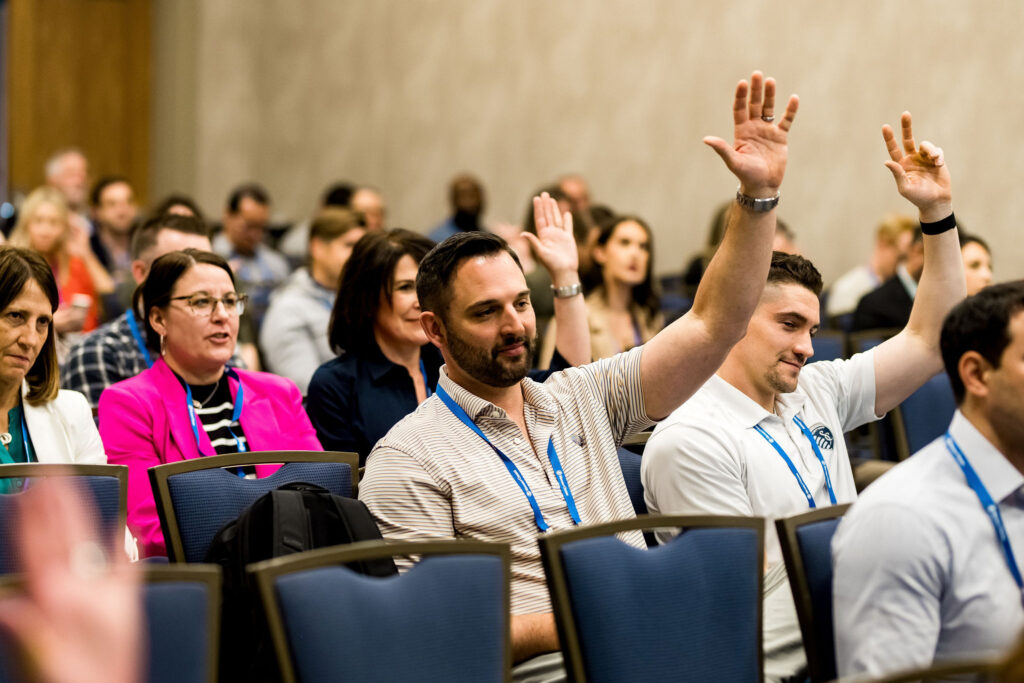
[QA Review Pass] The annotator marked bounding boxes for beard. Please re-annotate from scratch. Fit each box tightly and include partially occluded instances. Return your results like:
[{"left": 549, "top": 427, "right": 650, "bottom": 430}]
[
  {"left": 764, "top": 361, "right": 801, "bottom": 396},
  {"left": 446, "top": 327, "right": 538, "bottom": 388}
]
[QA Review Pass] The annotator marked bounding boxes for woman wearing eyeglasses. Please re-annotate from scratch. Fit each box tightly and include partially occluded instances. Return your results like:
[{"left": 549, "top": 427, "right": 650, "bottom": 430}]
[{"left": 98, "top": 248, "right": 322, "bottom": 557}]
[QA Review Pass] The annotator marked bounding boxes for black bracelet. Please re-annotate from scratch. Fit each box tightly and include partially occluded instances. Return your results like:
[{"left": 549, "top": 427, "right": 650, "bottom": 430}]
[{"left": 920, "top": 212, "right": 956, "bottom": 236}]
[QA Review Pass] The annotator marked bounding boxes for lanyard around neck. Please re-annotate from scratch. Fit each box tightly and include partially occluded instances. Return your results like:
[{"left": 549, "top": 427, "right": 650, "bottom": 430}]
[
  {"left": 945, "top": 432, "right": 1024, "bottom": 601},
  {"left": 754, "top": 415, "right": 837, "bottom": 509},
  {"left": 435, "top": 383, "right": 580, "bottom": 531},
  {"left": 125, "top": 309, "right": 153, "bottom": 368},
  {"left": 185, "top": 367, "right": 247, "bottom": 467}
]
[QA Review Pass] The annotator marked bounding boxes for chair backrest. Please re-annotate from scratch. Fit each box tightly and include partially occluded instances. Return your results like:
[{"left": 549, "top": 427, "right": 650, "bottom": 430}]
[
  {"left": 0, "top": 564, "right": 221, "bottom": 683},
  {"left": 143, "top": 564, "right": 222, "bottom": 683},
  {"left": 0, "top": 464, "right": 128, "bottom": 574},
  {"left": 812, "top": 330, "right": 847, "bottom": 362},
  {"left": 615, "top": 447, "right": 646, "bottom": 516},
  {"left": 857, "top": 657, "right": 1003, "bottom": 683},
  {"left": 892, "top": 372, "right": 957, "bottom": 461},
  {"left": 249, "top": 540, "right": 511, "bottom": 683},
  {"left": 149, "top": 451, "right": 359, "bottom": 562},
  {"left": 775, "top": 504, "right": 851, "bottom": 683},
  {"left": 539, "top": 514, "right": 764, "bottom": 683}
]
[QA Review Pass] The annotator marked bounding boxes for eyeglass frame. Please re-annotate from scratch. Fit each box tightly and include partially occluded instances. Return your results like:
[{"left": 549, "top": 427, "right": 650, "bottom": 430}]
[{"left": 165, "top": 291, "right": 248, "bottom": 316}]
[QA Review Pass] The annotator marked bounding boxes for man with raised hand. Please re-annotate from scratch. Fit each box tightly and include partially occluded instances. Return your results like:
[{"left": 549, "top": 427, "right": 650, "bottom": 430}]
[
  {"left": 359, "top": 71, "right": 798, "bottom": 681},
  {"left": 642, "top": 112, "right": 966, "bottom": 682}
]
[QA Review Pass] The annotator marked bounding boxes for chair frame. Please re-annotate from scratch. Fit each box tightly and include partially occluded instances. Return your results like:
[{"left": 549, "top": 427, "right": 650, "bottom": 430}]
[
  {"left": 775, "top": 503, "right": 851, "bottom": 683},
  {"left": 248, "top": 539, "right": 512, "bottom": 683},
  {"left": 852, "top": 656, "right": 1004, "bottom": 683},
  {"left": 538, "top": 514, "right": 766, "bottom": 683},
  {"left": 148, "top": 450, "right": 359, "bottom": 563},
  {"left": 0, "top": 563, "right": 222, "bottom": 683},
  {"left": 0, "top": 463, "right": 128, "bottom": 532}
]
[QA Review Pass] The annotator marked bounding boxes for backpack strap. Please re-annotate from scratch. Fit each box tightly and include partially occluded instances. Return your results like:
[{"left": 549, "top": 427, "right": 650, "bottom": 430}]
[{"left": 271, "top": 489, "right": 312, "bottom": 556}]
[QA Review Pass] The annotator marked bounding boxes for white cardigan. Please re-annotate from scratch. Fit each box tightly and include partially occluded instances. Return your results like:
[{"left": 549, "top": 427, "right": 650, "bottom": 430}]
[{"left": 18, "top": 382, "right": 137, "bottom": 559}]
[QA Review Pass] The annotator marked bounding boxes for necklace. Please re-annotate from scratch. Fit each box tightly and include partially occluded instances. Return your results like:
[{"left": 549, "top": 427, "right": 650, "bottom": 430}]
[
  {"left": 0, "top": 432, "right": 10, "bottom": 447},
  {"left": 193, "top": 378, "right": 221, "bottom": 408}
]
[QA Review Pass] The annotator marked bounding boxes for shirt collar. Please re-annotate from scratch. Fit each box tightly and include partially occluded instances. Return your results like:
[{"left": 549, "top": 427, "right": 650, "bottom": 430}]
[
  {"left": 897, "top": 263, "right": 919, "bottom": 298},
  {"left": 948, "top": 410, "right": 1024, "bottom": 504},
  {"left": 707, "top": 373, "right": 807, "bottom": 429},
  {"left": 436, "top": 367, "right": 557, "bottom": 422}
]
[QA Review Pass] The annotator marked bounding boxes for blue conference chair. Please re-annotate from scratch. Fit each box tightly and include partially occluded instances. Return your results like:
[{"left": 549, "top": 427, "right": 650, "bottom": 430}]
[
  {"left": 539, "top": 514, "right": 764, "bottom": 683},
  {"left": 0, "top": 564, "right": 220, "bottom": 683},
  {"left": 892, "top": 372, "right": 957, "bottom": 461},
  {"left": 250, "top": 540, "right": 511, "bottom": 683},
  {"left": 775, "top": 504, "right": 851, "bottom": 683},
  {"left": 0, "top": 464, "right": 127, "bottom": 574},
  {"left": 615, "top": 447, "right": 646, "bottom": 516},
  {"left": 811, "top": 330, "right": 846, "bottom": 362},
  {"left": 149, "top": 451, "right": 359, "bottom": 562}
]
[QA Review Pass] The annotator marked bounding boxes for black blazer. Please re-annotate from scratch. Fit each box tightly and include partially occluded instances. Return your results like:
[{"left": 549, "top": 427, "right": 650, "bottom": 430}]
[{"left": 851, "top": 276, "right": 913, "bottom": 332}]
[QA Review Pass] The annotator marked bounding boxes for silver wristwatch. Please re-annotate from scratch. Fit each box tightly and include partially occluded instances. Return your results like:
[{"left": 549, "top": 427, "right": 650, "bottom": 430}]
[
  {"left": 735, "top": 187, "right": 781, "bottom": 212},
  {"left": 551, "top": 282, "right": 583, "bottom": 299}
]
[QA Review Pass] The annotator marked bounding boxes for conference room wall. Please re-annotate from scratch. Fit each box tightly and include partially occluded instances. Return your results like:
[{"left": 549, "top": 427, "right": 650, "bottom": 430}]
[{"left": 152, "top": 0, "right": 1023, "bottom": 284}]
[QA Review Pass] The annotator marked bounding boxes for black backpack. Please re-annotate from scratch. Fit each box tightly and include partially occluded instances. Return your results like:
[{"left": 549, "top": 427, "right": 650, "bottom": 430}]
[{"left": 204, "top": 482, "right": 398, "bottom": 683}]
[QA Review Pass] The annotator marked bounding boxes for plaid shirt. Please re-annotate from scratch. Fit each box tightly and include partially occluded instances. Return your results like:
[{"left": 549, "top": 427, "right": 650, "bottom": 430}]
[{"left": 62, "top": 312, "right": 245, "bottom": 409}]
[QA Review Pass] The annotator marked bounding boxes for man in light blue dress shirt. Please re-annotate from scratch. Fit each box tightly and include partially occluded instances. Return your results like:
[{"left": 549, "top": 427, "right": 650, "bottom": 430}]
[{"left": 833, "top": 281, "right": 1024, "bottom": 678}]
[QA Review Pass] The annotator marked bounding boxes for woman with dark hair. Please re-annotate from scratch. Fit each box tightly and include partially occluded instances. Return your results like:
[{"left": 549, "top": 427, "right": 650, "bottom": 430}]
[
  {"left": 98, "top": 248, "right": 322, "bottom": 557},
  {"left": 541, "top": 214, "right": 662, "bottom": 364},
  {"left": 0, "top": 247, "right": 106, "bottom": 485},
  {"left": 307, "top": 194, "right": 589, "bottom": 463}
]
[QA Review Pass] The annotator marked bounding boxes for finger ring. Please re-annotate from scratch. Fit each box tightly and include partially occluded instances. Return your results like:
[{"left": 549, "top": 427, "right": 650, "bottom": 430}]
[{"left": 761, "top": 115, "right": 775, "bottom": 123}]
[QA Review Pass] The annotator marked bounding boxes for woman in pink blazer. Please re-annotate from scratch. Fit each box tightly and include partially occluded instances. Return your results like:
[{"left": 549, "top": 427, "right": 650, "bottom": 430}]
[{"left": 99, "top": 249, "right": 321, "bottom": 557}]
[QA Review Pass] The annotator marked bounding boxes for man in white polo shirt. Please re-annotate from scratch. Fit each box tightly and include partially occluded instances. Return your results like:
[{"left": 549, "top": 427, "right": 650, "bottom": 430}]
[
  {"left": 361, "top": 71, "right": 799, "bottom": 682},
  {"left": 642, "top": 111, "right": 967, "bottom": 682},
  {"left": 833, "top": 281, "right": 1024, "bottom": 678}
]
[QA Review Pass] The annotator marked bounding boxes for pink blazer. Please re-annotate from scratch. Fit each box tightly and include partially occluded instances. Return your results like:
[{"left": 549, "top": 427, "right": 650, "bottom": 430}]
[{"left": 98, "top": 358, "right": 323, "bottom": 557}]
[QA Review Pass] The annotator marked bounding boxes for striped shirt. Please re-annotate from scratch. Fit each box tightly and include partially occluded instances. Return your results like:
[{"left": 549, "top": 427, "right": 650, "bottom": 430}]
[
  {"left": 183, "top": 376, "right": 250, "bottom": 455},
  {"left": 359, "top": 346, "right": 651, "bottom": 614}
]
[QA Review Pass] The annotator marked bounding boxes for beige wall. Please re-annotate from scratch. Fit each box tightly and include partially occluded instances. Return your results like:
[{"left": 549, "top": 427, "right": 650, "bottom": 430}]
[{"left": 152, "top": 0, "right": 1023, "bottom": 284}]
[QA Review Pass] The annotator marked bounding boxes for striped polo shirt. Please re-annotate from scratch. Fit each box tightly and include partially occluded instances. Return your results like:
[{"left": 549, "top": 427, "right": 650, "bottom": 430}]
[{"left": 359, "top": 346, "right": 651, "bottom": 614}]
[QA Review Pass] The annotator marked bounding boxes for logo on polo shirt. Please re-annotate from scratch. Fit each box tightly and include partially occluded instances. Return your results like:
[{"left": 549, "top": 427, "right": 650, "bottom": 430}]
[
  {"left": 570, "top": 434, "right": 586, "bottom": 448},
  {"left": 810, "top": 424, "right": 835, "bottom": 450}
]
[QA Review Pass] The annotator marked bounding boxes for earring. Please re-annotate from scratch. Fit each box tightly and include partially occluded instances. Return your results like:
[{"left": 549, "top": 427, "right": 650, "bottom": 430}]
[{"left": 159, "top": 334, "right": 166, "bottom": 357}]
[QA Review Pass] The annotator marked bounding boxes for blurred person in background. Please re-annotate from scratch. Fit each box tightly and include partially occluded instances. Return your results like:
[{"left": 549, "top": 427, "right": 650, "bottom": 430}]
[
  {"left": 826, "top": 214, "right": 916, "bottom": 320},
  {"left": 8, "top": 187, "right": 113, "bottom": 339},
  {"left": 261, "top": 207, "right": 365, "bottom": 394},
  {"left": 350, "top": 185, "right": 386, "bottom": 232},
  {"left": 960, "top": 232, "right": 993, "bottom": 296},
  {"left": 278, "top": 180, "right": 356, "bottom": 264},
  {"left": 89, "top": 177, "right": 140, "bottom": 316},
  {"left": 428, "top": 173, "right": 486, "bottom": 242},
  {"left": 43, "top": 148, "right": 92, "bottom": 236}
]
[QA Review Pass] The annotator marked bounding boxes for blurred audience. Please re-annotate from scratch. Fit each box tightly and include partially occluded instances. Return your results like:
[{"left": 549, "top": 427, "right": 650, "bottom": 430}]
[
  {"left": 428, "top": 174, "right": 486, "bottom": 242},
  {"left": 62, "top": 213, "right": 219, "bottom": 409},
  {"left": 89, "top": 176, "right": 140, "bottom": 316},
  {"left": 852, "top": 227, "right": 924, "bottom": 331},
  {"left": 826, "top": 214, "right": 915, "bottom": 319},
  {"left": 149, "top": 193, "right": 204, "bottom": 221},
  {"left": 350, "top": 185, "right": 386, "bottom": 232},
  {"left": 212, "top": 183, "right": 290, "bottom": 333},
  {"left": 261, "top": 207, "right": 365, "bottom": 394},
  {"left": 98, "top": 248, "right": 320, "bottom": 557},
  {"left": 43, "top": 148, "right": 92, "bottom": 237},
  {"left": 541, "top": 214, "right": 662, "bottom": 365},
  {"left": 278, "top": 180, "right": 356, "bottom": 263},
  {"left": 960, "top": 232, "right": 993, "bottom": 296},
  {"left": 8, "top": 187, "right": 113, "bottom": 338}
]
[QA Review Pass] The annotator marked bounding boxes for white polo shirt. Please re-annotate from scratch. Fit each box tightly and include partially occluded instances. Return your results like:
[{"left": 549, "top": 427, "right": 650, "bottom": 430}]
[
  {"left": 642, "top": 349, "right": 878, "bottom": 565},
  {"left": 832, "top": 410, "right": 1024, "bottom": 679}
]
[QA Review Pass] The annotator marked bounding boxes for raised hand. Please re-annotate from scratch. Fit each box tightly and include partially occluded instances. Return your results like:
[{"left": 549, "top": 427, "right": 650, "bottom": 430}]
[
  {"left": 704, "top": 71, "right": 800, "bottom": 198},
  {"left": 523, "top": 192, "right": 579, "bottom": 283},
  {"left": 882, "top": 112, "right": 952, "bottom": 222}
]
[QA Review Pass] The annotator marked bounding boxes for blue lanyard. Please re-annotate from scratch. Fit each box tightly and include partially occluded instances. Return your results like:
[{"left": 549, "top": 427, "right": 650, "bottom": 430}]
[
  {"left": 435, "top": 383, "right": 580, "bottom": 531},
  {"left": 419, "top": 359, "right": 432, "bottom": 399},
  {"left": 0, "top": 410, "right": 33, "bottom": 465},
  {"left": 754, "top": 415, "right": 837, "bottom": 509},
  {"left": 125, "top": 309, "right": 153, "bottom": 368},
  {"left": 184, "top": 367, "right": 247, "bottom": 472},
  {"left": 945, "top": 433, "right": 1024, "bottom": 601}
]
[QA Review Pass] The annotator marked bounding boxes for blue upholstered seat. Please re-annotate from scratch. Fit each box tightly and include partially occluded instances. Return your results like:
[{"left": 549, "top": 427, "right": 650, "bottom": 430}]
[
  {"left": 896, "top": 372, "right": 957, "bottom": 457},
  {"left": 144, "top": 579, "right": 216, "bottom": 683}
]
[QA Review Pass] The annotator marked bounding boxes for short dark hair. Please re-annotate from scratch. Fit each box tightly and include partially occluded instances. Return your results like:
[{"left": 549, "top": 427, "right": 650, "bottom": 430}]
[
  {"left": 134, "top": 248, "right": 236, "bottom": 351},
  {"left": 958, "top": 231, "right": 991, "bottom": 254},
  {"left": 151, "top": 193, "right": 205, "bottom": 221},
  {"left": 0, "top": 247, "right": 60, "bottom": 405},
  {"left": 130, "top": 214, "right": 210, "bottom": 261},
  {"left": 766, "top": 251, "right": 823, "bottom": 296},
  {"left": 90, "top": 176, "right": 131, "bottom": 207},
  {"left": 941, "top": 281, "right": 1024, "bottom": 404},
  {"left": 226, "top": 183, "right": 270, "bottom": 213},
  {"left": 322, "top": 182, "right": 355, "bottom": 208},
  {"left": 416, "top": 231, "right": 522, "bottom": 323},
  {"left": 328, "top": 229, "right": 435, "bottom": 355}
]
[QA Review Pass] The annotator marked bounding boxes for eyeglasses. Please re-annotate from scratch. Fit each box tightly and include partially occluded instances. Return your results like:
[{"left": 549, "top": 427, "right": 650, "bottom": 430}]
[{"left": 167, "top": 292, "right": 248, "bottom": 316}]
